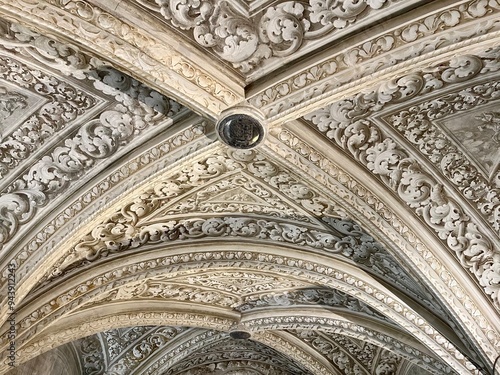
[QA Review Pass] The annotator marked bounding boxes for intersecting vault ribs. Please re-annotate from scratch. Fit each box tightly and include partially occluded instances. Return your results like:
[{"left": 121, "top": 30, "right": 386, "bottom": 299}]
[
  {"left": 216, "top": 107, "right": 266, "bottom": 149},
  {"left": 1, "top": 1, "right": 500, "bottom": 374}
]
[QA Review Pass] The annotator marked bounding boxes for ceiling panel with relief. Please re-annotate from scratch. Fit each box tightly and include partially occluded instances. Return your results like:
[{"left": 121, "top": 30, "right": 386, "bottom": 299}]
[
  {"left": 0, "top": 1, "right": 499, "bottom": 374},
  {"left": 130, "top": 0, "right": 428, "bottom": 80}
]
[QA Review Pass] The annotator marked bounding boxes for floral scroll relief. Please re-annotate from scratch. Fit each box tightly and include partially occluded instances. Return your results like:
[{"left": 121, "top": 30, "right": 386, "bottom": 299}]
[
  {"left": 304, "top": 51, "right": 500, "bottom": 307},
  {"left": 0, "top": 64, "right": 184, "bottom": 250},
  {"left": 164, "top": 337, "right": 311, "bottom": 375},
  {"left": 252, "top": 319, "right": 453, "bottom": 374},
  {"left": 147, "top": 0, "right": 391, "bottom": 72},
  {"left": 0, "top": 55, "right": 98, "bottom": 180},
  {"left": 0, "top": 19, "right": 99, "bottom": 79}
]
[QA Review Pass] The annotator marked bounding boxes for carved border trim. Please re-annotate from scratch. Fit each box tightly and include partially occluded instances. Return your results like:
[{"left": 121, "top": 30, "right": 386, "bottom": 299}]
[
  {"left": 3, "top": 248, "right": 478, "bottom": 374},
  {"left": 0, "top": 0, "right": 242, "bottom": 116},
  {"left": 265, "top": 128, "right": 500, "bottom": 361},
  {"left": 249, "top": 1, "right": 500, "bottom": 120},
  {"left": 0, "top": 121, "right": 211, "bottom": 324}
]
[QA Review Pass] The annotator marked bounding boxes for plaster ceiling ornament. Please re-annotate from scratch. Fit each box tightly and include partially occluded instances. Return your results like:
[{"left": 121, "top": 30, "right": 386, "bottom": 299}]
[
  {"left": 12, "top": 322, "right": 448, "bottom": 374},
  {"left": 0, "top": 20, "right": 187, "bottom": 251},
  {"left": 134, "top": 0, "right": 402, "bottom": 75},
  {"left": 0, "top": 1, "right": 499, "bottom": 374},
  {"left": 302, "top": 48, "right": 500, "bottom": 309}
]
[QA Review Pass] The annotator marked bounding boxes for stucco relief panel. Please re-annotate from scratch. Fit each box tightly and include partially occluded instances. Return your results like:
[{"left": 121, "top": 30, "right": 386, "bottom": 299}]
[
  {"left": 133, "top": 0, "right": 405, "bottom": 76},
  {"left": 435, "top": 101, "right": 500, "bottom": 180},
  {"left": 303, "top": 49, "right": 500, "bottom": 311},
  {"left": 0, "top": 81, "right": 45, "bottom": 137}
]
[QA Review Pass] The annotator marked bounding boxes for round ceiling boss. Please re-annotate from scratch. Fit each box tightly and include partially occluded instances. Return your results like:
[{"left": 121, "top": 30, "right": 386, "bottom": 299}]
[{"left": 216, "top": 113, "right": 265, "bottom": 149}]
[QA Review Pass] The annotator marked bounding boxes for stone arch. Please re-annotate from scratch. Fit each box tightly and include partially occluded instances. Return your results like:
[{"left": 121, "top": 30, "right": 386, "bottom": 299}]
[{"left": 3, "top": 242, "right": 478, "bottom": 374}]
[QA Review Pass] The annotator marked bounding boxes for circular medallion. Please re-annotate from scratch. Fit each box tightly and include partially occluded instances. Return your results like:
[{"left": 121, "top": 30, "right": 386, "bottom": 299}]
[{"left": 216, "top": 113, "right": 265, "bottom": 149}]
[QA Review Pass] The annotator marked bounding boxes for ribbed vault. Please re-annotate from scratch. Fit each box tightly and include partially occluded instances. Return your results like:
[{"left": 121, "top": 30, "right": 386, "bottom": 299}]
[{"left": 0, "top": 1, "right": 499, "bottom": 374}]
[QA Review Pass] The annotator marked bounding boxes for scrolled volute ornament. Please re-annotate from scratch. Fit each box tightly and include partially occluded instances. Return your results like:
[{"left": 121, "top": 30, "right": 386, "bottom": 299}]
[
  {"left": 259, "top": 2, "right": 310, "bottom": 57},
  {"left": 305, "top": 51, "right": 500, "bottom": 308},
  {"left": 157, "top": 0, "right": 214, "bottom": 31},
  {"left": 441, "top": 55, "right": 484, "bottom": 83}
]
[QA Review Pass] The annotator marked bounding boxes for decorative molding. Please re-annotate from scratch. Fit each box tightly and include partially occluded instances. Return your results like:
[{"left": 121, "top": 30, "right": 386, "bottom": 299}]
[
  {"left": 0, "top": 53, "right": 101, "bottom": 181},
  {"left": 235, "top": 287, "right": 393, "bottom": 324},
  {"left": 268, "top": 126, "right": 500, "bottom": 363},
  {"left": 249, "top": 318, "right": 454, "bottom": 374},
  {"left": 0, "top": 311, "right": 234, "bottom": 375},
  {"left": 249, "top": 0, "right": 500, "bottom": 118},
  {"left": 139, "top": 329, "right": 226, "bottom": 375},
  {"left": 37, "top": 146, "right": 452, "bottom": 326},
  {"left": 103, "top": 326, "right": 188, "bottom": 375},
  {"left": 389, "top": 97, "right": 500, "bottom": 223},
  {"left": 74, "top": 334, "right": 106, "bottom": 375},
  {"left": 0, "top": 64, "right": 185, "bottom": 250},
  {"left": 96, "top": 279, "right": 242, "bottom": 309},
  {"left": 135, "top": 0, "right": 400, "bottom": 74},
  {"left": 38, "top": 145, "right": 470, "bottom": 331},
  {"left": 0, "top": 120, "right": 209, "bottom": 300},
  {"left": 163, "top": 336, "right": 312, "bottom": 375},
  {"left": 176, "top": 271, "right": 313, "bottom": 295},
  {"left": 288, "top": 330, "right": 407, "bottom": 375},
  {"left": 303, "top": 50, "right": 500, "bottom": 309},
  {"left": 4, "top": 145, "right": 481, "bottom": 371},
  {"left": 0, "top": 0, "right": 242, "bottom": 115},
  {"left": 2, "top": 249, "right": 477, "bottom": 374}
]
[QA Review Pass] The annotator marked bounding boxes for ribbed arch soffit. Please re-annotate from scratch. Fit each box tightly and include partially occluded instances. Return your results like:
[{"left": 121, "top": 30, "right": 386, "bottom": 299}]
[
  {"left": 0, "top": 1, "right": 499, "bottom": 374},
  {"left": 66, "top": 324, "right": 447, "bottom": 375}
]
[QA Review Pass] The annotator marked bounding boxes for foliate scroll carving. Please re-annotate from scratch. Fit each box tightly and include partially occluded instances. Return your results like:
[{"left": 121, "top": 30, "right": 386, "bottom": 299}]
[
  {"left": 250, "top": 0, "right": 500, "bottom": 116},
  {"left": 389, "top": 84, "right": 500, "bottom": 228},
  {"left": 5, "top": 250, "right": 469, "bottom": 375},
  {"left": 375, "top": 349, "right": 401, "bottom": 375},
  {"left": 74, "top": 334, "right": 106, "bottom": 375},
  {"left": 269, "top": 126, "right": 500, "bottom": 358},
  {"left": 163, "top": 337, "right": 312, "bottom": 375},
  {"left": 0, "top": 121, "right": 208, "bottom": 289},
  {"left": 41, "top": 147, "right": 459, "bottom": 327},
  {"left": 97, "top": 278, "right": 240, "bottom": 308},
  {"left": 0, "top": 19, "right": 97, "bottom": 78},
  {"left": 180, "top": 271, "right": 312, "bottom": 295},
  {"left": 2, "top": 313, "right": 234, "bottom": 375},
  {"left": 0, "top": 55, "right": 98, "bottom": 179},
  {"left": 5, "top": 0, "right": 240, "bottom": 111},
  {"left": 172, "top": 362, "right": 290, "bottom": 375},
  {"left": 304, "top": 50, "right": 500, "bottom": 308},
  {"left": 103, "top": 326, "right": 187, "bottom": 375},
  {"left": 139, "top": 0, "right": 393, "bottom": 72},
  {"left": 236, "top": 288, "right": 392, "bottom": 324},
  {"left": 154, "top": 173, "right": 317, "bottom": 224},
  {"left": 52, "top": 216, "right": 373, "bottom": 274},
  {"left": 51, "top": 205, "right": 453, "bottom": 332},
  {"left": 0, "top": 66, "right": 184, "bottom": 250},
  {"left": 290, "top": 329, "right": 373, "bottom": 374},
  {"left": 248, "top": 318, "right": 454, "bottom": 374},
  {"left": 49, "top": 211, "right": 435, "bottom": 315}
]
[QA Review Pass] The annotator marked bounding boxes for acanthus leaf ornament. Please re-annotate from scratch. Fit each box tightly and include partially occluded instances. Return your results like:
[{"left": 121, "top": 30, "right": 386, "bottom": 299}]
[
  {"left": 304, "top": 50, "right": 500, "bottom": 308},
  {"left": 148, "top": 0, "right": 392, "bottom": 72},
  {"left": 0, "top": 62, "right": 185, "bottom": 250}
]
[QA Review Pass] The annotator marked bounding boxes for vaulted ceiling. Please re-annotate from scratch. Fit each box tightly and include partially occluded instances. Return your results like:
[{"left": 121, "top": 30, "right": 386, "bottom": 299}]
[{"left": 0, "top": 1, "right": 499, "bottom": 374}]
